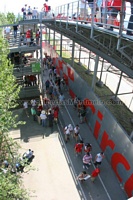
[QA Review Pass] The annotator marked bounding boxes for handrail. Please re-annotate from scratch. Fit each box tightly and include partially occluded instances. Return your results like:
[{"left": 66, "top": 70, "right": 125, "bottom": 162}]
[{"left": 54, "top": 0, "right": 133, "bottom": 38}]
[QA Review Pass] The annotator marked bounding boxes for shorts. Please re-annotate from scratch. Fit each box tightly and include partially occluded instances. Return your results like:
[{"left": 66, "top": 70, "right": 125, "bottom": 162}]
[
  {"left": 27, "top": 38, "right": 31, "bottom": 42},
  {"left": 108, "top": 8, "right": 119, "bottom": 18},
  {"left": 28, "top": 12, "right": 32, "bottom": 15}
]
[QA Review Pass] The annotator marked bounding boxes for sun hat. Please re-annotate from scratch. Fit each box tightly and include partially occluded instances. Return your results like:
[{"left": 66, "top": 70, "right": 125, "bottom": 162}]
[{"left": 41, "top": 110, "right": 45, "bottom": 114}]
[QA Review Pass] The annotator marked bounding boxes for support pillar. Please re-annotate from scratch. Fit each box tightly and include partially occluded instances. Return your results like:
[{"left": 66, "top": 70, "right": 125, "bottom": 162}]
[
  {"left": 60, "top": 34, "right": 62, "bottom": 58},
  {"left": 39, "top": 13, "right": 43, "bottom": 99},
  {"left": 111, "top": 71, "right": 123, "bottom": 103},
  {"left": 71, "top": 41, "right": 75, "bottom": 68},
  {"left": 96, "top": 58, "right": 104, "bottom": 87},
  {"left": 78, "top": 45, "right": 81, "bottom": 65},
  {"left": 91, "top": 55, "right": 99, "bottom": 91},
  {"left": 53, "top": 30, "right": 55, "bottom": 49},
  {"left": 85, "top": 51, "right": 91, "bottom": 74},
  {"left": 115, "top": 71, "right": 123, "bottom": 98},
  {"left": 48, "top": 28, "right": 50, "bottom": 44}
]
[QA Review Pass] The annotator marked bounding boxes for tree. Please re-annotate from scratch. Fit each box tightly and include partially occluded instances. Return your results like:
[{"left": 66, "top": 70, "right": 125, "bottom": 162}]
[
  {"left": 0, "top": 35, "right": 29, "bottom": 199},
  {"left": 7, "top": 12, "right": 16, "bottom": 24}
]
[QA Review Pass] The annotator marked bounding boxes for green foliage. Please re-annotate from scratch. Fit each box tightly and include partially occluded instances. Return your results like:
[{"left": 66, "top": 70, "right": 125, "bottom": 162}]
[
  {"left": 0, "top": 35, "right": 29, "bottom": 199},
  {"left": 0, "top": 172, "right": 29, "bottom": 200},
  {"left": 6, "top": 12, "right": 16, "bottom": 24}
]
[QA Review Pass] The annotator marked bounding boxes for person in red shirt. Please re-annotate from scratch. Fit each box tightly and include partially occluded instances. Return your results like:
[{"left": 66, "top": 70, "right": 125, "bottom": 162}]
[
  {"left": 36, "top": 29, "right": 40, "bottom": 45},
  {"left": 26, "top": 29, "right": 31, "bottom": 46},
  {"left": 43, "top": 3, "right": 49, "bottom": 17},
  {"left": 106, "top": 0, "right": 126, "bottom": 30},
  {"left": 74, "top": 140, "right": 84, "bottom": 156},
  {"left": 84, "top": 143, "right": 92, "bottom": 153},
  {"left": 91, "top": 167, "right": 100, "bottom": 182},
  {"left": 53, "top": 106, "right": 59, "bottom": 123}
]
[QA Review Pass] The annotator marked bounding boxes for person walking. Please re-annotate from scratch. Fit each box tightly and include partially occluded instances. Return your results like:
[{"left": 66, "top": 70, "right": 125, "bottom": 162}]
[
  {"left": 77, "top": 171, "right": 90, "bottom": 181},
  {"left": 83, "top": 152, "right": 92, "bottom": 169},
  {"left": 31, "top": 107, "right": 36, "bottom": 121},
  {"left": 94, "top": 152, "right": 105, "bottom": 167},
  {"left": 13, "top": 24, "right": 18, "bottom": 39},
  {"left": 84, "top": 143, "right": 92, "bottom": 153},
  {"left": 40, "top": 110, "right": 47, "bottom": 127},
  {"left": 48, "top": 110, "right": 54, "bottom": 127},
  {"left": 91, "top": 167, "right": 100, "bottom": 182},
  {"left": 64, "top": 126, "right": 70, "bottom": 143},
  {"left": 74, "top": 125, "right": 80, "bottom": 142},
  {"left": 68, "top": 124, "right": 73, "bottom": 138},
  {"left": 74, "top": 140, "right": 84, "bottom": 156}
]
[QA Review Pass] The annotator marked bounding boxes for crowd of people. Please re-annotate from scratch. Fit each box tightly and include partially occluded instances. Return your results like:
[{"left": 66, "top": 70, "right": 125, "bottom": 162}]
[
  {"left": 21, "top": 3, "right": 51, "bottom": 20},
  {"left": 22, "top": 54, "right": 106, "bottom": 186},
  {"left": 1, "top": 149, "right": 34, "bottom": 174}
]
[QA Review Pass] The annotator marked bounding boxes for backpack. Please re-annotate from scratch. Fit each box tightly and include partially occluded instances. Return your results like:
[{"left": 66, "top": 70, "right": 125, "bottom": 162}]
[{"left": 21, "top": 8, "right": 24, "bottom": 12}]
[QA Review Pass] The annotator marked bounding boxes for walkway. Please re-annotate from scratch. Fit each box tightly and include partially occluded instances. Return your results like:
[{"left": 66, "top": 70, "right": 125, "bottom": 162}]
[{"left": 10, "top": 68, "right": 127, "bottom": 200}]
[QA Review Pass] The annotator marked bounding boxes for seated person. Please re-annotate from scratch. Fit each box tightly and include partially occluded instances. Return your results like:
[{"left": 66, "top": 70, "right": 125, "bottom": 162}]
[
  {"left": 77, "top": 171, "right": 90, "bottom": 181},
  {"left": 23, "top": 149, "right": 34, "bottom": 160}
]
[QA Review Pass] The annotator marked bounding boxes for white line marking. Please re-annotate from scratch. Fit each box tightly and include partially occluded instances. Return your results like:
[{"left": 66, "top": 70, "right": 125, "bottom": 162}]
[
  {"left": 57, "top": 123, "right": 87, "bottom": 200},
  {"left": 64, "top": 104, "right": 112, "bottom": 200}
]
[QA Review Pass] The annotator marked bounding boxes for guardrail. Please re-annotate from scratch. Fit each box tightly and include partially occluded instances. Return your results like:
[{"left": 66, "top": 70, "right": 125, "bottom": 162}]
[{"left": 54, "top": 0, "right": 133, "bottom": 36}]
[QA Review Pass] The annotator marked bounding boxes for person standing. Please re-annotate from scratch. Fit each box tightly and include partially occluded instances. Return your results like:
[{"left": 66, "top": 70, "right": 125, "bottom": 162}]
[
  {"left": 36, "top": 29, "right": 40, "bottom": 45},
  {"left": 48, "top": 110, "right": 54, "bottom": 127},
  {"left": 23, "top": 100, "right": 29, "bottom": 117},
  {"left": 64, "top": 126, "right": 70, "bottom": 143},
  {"left": 26, "top": 29, "right": 31, "bottom": 46},
  {"left": 127, "top": 1, "right": 133, "bottom": 36},
  {"left": 13, "top": 24, "right": 18, "bottom": 39},
  {"left": 32, "top": 7, "right": 38, "bottom": 19},
  {"left": 31, "top": 99, "right": 36, "bottom": 107},
  {"left": 40, "top": 110, "right": 47, "bottom": 127},
  {"left": 53, "top": 106, "right": 59, "bottom": 124},
  {"left": 91, "top": 167, "right": 100, "bottom": 182},
  {"left": 5, "top": 26, "right": 11, "bottom": 41},
  {"left": 31, "top": 107, "right": 36, "bottom": 121},
  {"left": 94, "top": 152, "right": 105, "bottom": 167}
]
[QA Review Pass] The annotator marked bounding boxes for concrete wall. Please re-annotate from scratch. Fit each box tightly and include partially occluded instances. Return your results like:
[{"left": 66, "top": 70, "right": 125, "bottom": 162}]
[{"left": 43, "top": 43, "right": 133, "bottom": 198}]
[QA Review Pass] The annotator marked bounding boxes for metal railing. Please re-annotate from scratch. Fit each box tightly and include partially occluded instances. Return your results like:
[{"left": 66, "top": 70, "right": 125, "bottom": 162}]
[{"left": 54, "top": 0, "right": 133, "bottom": 37}]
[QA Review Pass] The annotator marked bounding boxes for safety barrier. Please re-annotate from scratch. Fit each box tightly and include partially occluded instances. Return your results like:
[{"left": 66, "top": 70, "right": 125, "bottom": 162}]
[{"left": 43, "top": 42, "right": 133, "bottom": 198}]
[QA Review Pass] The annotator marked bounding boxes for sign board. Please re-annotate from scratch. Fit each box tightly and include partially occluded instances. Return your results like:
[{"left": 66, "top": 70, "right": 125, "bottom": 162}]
[{"left": 31, "top": 62, "right": 40, "bottom": 73}]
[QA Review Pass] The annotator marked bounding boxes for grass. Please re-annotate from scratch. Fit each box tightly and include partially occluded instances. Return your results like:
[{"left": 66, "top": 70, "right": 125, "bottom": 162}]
[{"left": 61, "top": 50, "right": 133, "bottom": 135}]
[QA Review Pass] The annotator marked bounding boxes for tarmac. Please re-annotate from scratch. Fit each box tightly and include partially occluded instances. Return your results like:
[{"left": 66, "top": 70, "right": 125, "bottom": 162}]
[{"left": 10, "top": 69, "right": 128, "bottom": 200}]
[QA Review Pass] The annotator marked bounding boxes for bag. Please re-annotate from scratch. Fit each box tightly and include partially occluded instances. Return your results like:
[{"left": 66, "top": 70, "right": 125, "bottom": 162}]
[{"left": 21, "top": 8, "right": 24, "bottom": 12}]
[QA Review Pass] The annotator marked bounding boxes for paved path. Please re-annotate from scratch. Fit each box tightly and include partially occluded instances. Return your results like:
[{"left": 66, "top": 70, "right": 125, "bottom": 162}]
[{"left": 10, "top": 68, "right": 127, "bottom": 200}]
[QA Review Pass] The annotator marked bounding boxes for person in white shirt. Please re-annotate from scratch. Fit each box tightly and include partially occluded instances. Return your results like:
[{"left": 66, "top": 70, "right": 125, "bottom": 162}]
[
  {"left": 64, "top": 126, "right": 70, "bottom": 143},
  {"left": 68, "top": 124, "right": 74, "bottom": 138},
  {"left": 5, "top": 26, "right": 11, "bottom": 41},
  {"left": 74, "top": 125, "right": 80, "bottom": 142},
  {"left": 23, "top": 101, "right": 29, "bottom": 117},
  {"left": 32, "top": 7, "right": 38, "bottom": 19},
  {"left": 94, "top": 152, "right": 104, "bottom": 167},
  {"left": 31, "top": 99, "right": 36, "bottom": 107},
  {"left": 83, "top": 152, "right": 92, "bottom": 169},
  {"left": 40, "top": 110, "right": 47, "bottom": 127},
  {"left": 80, "top": 0, "right": 88, "bottom": 19}
]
